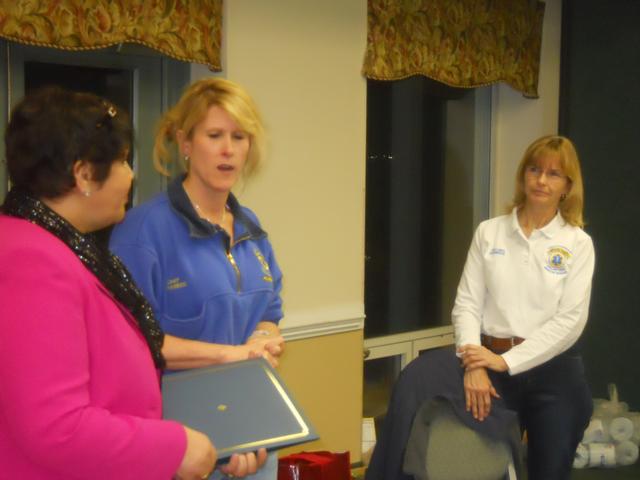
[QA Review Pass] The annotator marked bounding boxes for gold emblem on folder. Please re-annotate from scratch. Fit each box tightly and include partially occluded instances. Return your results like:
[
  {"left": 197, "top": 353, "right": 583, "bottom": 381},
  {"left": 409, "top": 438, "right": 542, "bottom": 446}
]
[{"left": 217, "top": 404, "right": 228, "bottom": 412}]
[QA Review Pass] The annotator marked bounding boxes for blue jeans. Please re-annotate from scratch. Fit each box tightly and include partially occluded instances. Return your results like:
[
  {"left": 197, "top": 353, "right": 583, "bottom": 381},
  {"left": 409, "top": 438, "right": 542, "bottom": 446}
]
[
  {"left": 490, "top": 351, "right": 593, "bottom": 480},
  {"left": 211, "top": 451, "right": 277, "bottom": 480}
]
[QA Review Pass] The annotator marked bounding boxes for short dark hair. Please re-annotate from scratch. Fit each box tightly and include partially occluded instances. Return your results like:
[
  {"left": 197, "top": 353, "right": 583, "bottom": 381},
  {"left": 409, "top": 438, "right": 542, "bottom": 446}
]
[{"left": 5, "top": 86, "right": 132, "bottom": 198}]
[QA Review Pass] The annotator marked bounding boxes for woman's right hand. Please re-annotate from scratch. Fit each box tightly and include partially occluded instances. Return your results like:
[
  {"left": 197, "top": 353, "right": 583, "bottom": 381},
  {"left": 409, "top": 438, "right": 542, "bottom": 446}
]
[
  {"left": 219, "top": 449, "right": 269, "bottom": 477},
  {"left": 463, "top": 367, "right": 500, "bottom": 422},
  {"left": 245, "top": 335, "right": 285, "bottom": 367},
  {"left": 175, "top": 426, "right": 217, "bottom": 480},
  {"left": 220, "top": 343, "right": 280, "bottom": 368}
]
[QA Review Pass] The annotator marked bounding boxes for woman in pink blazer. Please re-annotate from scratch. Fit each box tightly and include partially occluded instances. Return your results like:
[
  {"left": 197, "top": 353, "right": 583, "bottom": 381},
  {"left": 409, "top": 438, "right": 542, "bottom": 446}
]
[{"left": 0, "top": 87, "right": 265, "bottom": 479}]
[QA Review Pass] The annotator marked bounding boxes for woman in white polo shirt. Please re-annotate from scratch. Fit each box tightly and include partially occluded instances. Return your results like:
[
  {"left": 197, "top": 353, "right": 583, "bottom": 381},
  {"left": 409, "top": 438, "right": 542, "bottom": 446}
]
[{"left": 454, "top": 135, "right": 595, "bottom": 480}]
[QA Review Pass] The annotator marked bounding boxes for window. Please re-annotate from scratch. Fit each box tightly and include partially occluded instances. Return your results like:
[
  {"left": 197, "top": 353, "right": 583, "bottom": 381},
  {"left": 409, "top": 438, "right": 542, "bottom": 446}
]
[
  {"left": 363, "top": 77, "right": 491, "bottom": 433},
  {"left": 364, "top": 76, "right": 491, "bottom": 338},
  {"left": 0, "top": 42, "right": 189, "bottom": 202}
]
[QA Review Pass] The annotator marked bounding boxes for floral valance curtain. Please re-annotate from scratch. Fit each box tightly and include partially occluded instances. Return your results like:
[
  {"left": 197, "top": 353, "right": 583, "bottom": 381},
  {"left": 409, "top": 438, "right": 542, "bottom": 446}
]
[
  {"left": 362, "top": 0, "right": 545, "bottom": 98},
  {"left": 0, "top": 0, "right": 222, "bottom": 70}
]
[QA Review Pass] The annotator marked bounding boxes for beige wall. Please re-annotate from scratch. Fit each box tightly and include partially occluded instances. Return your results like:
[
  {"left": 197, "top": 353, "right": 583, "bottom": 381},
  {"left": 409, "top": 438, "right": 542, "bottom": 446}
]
[
  {"left": 193, "top": 0, "right": 564, "bottom": 321},
  {"left": 490, "top": 0, "right": 562, "bottom": 215},
  {"left": 277, "top": 330, "right": 364, "bottom": 459},
  {"left": 193, "top": 0, "right": 367, "bottom": 331},
  {"left": 189, "top": 0, "right": 563, "bottom": 461},
  {"left": 192, "top": 0, "right": 367, "bottom": 460}
]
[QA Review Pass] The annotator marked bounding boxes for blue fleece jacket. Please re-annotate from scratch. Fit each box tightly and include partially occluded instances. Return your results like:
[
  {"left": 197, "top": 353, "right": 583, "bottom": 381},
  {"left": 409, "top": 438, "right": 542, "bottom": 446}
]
[{"left": 109, "top": 176, "right": 283, "bottom": 345}]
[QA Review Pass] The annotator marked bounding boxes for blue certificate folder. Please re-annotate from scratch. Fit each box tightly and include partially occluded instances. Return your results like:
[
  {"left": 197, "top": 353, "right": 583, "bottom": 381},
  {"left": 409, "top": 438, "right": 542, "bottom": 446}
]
[{"left": 161, "top": 358, "right": 318, "bottom": 459}]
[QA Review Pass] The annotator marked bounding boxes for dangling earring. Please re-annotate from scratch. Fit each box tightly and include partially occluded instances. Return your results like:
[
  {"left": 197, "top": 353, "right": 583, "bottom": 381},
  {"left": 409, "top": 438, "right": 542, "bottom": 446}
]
[
  {"left": 83, "top": 190, "right": 91, "bottom": 197},
  {"left": 184, "top": 155, "right": 190, "bottom": 164},
  {"left": 560, "top": 193, "right": 567, "bottom": 201}
]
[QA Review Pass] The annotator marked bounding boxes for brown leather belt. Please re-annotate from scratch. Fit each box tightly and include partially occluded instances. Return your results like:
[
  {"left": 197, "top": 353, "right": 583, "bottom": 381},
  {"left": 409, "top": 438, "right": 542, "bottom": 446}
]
[{"left": 481, "top": 334, "right": 524, "bottom": 354}]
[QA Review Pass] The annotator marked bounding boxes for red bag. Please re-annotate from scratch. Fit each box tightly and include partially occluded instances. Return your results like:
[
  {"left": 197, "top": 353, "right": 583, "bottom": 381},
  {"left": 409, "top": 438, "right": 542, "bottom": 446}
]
[{"left": 278, "top": 451, "right": 351, "bottom": 480}]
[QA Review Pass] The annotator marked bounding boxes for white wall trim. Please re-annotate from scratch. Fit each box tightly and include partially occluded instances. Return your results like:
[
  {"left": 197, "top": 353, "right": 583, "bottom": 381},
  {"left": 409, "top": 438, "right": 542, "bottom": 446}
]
[
  {"left": 281, "top": 316, "right": 364, "bottom": 341},
  {"left": 364, "top": 325, "right": 454, "bottom": 349},
  {"left": 280, "top": 304, "right": 365, "bottom": 341},
  {"left": 363, "top": 326, "right": 455, "bottom": 368}
]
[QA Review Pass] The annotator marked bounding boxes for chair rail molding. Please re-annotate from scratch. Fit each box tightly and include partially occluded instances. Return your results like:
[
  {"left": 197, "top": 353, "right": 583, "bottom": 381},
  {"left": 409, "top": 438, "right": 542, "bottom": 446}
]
[{"left": 280, "top": 303, "right": 365, "bottom": 341}]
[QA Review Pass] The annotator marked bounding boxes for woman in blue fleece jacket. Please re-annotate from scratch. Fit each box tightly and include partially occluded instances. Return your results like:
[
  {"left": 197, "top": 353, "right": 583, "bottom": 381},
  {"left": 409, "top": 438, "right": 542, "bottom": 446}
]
[{"left": 110, "top": 78, "right": 285, "bottom": 480}]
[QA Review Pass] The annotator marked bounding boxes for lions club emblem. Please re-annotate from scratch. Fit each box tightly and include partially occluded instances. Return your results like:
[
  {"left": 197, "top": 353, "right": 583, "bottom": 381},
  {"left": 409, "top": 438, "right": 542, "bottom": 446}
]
[{"left": 544, "top": 246, "right": 572, "bottom": 274}]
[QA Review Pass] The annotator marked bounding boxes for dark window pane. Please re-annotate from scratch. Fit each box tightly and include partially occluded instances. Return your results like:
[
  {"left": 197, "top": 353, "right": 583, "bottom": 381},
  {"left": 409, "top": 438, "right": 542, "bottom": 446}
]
[{"left": 365, "top": 77, "right": 468, "bottom": 338}]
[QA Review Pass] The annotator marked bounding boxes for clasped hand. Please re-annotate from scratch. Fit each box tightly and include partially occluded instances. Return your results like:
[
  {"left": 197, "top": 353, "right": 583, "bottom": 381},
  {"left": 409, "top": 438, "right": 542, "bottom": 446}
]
[
  {"left": 458, "top": 344, "right": 508, "bottom": 422},
  {"left": 458, "top": 344, "right": 508, "bottom": 372},
  {"left": 246, "top": 334, "right": 285, "bottom": 368}
]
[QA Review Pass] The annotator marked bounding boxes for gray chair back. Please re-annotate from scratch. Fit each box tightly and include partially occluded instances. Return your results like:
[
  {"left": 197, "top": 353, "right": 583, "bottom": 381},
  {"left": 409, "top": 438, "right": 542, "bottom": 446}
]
[{"left": 403, "top": 398, "right": 515, "bottom": 480}]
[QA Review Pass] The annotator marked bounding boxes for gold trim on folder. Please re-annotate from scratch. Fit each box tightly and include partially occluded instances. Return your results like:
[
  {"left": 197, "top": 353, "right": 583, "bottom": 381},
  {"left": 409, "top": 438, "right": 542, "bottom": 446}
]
[
  {"left": 163, "top": 360, "right": 313, "bottom": 455},
  {"left": 217, "top": 364, "right": 310, "bottom": 455}
]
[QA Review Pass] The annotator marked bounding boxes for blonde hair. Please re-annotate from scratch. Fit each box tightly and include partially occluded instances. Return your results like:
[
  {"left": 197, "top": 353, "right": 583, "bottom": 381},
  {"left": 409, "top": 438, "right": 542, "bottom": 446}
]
[
  {"left": 154, "top": 78, "right": 265, "bottom": 178},
  {"left": 510, "top": 135, "right": 585, "bottom": 227}
]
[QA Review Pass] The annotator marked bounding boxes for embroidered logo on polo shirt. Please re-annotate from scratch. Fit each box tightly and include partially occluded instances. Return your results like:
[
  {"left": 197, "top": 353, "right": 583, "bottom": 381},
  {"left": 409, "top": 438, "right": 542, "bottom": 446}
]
[
  {"left": 167, "top": 277, "right": 188, "bottom": 290},
  {"left": 489, "top": 248, "right": 506, "bottom": 256},
  {"left": 253, "top": 249, "right": 273, "bottom": 283},
  {"left": 544, "top": 246, "right": 572, "bottom": 275}
]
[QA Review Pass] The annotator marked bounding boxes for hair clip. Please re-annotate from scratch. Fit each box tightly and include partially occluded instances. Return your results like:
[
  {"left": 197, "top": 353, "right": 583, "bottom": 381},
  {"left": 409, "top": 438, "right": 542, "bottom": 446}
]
[
  {"left": 102, "top": 100, "right": 117, "bottom": 118},
  {"left": 97, "top": 102, "right": 117, "bottom": 128},
  {"left": 101, "top": 100, "right": 117, "bottom": 117}
]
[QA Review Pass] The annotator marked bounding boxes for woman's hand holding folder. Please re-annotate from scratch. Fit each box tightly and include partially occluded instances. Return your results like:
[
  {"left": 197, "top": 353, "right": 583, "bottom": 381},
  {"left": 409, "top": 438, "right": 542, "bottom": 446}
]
[
  {"left": 176, "top": 426, "right": 217, "bottom": 480},
  {"left": 175, "top": 427, "right": 268, "bottom": 479},
  {"left": 220, "top": 449, "right": 269, "bottom": 478}
]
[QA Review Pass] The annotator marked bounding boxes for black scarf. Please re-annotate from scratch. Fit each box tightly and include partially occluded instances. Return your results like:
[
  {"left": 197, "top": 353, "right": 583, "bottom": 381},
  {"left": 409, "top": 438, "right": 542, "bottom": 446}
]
[{"left": 2, "top": 188, "right": 165, "bottom": 368}]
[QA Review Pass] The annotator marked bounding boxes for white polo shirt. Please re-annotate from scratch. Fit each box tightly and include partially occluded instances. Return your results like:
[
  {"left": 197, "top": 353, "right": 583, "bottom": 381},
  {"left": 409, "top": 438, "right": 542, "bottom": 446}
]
[{"left": 452, "top": 209, "right": 595, "bottom": 375}]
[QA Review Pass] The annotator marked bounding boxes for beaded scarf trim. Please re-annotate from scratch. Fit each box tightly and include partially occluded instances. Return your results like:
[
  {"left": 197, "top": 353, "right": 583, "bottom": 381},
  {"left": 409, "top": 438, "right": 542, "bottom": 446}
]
[{"left": 3, "top": 188, "right": 165, "bottom": 368}]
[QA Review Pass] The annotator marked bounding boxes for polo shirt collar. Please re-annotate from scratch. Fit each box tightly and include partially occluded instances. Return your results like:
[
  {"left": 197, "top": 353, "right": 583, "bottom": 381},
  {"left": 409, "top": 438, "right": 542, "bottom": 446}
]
[
  {"left": 509, "top": 207, "right": 565, "bottom": 239},
  {"left": 538, "top": 211, "right": 565, "bottom": 238},
  {"left": 167, "top": 175, "right": 266, "bottom": 241}
]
